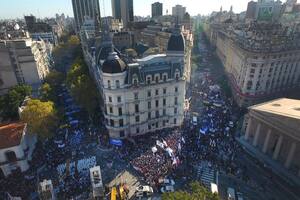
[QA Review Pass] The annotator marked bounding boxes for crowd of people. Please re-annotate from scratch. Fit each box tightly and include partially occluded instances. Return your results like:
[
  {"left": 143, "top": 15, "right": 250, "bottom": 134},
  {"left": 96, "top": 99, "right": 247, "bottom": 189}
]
[{"left": 131, "top": 131, "right": 183, "bottom": 186}]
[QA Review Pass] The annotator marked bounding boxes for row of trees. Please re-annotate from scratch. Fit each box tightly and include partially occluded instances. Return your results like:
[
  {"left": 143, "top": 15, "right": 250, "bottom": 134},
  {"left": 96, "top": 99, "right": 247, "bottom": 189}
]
[
  {"left": 162, "top": 182, "right": 220, "bottom": 200},
  {"left": 66, "top": 56, "right": 100, "bottom": 122}
]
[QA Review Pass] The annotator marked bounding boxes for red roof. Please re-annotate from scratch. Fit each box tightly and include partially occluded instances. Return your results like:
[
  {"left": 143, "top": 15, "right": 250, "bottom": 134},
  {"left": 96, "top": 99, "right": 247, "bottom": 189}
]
[{"left": 0, "top": 122, "right": 26, "bottom": 149}]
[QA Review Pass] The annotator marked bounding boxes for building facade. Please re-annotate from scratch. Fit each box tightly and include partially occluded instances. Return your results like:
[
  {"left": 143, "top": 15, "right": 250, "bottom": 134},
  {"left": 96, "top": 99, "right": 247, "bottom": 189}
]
[
  {"left": 172, "top": 5, "right": 186, "bottom": 22},
  {"left": 100, "top": 29, "right": 187, "bottom": 138},
  {"left": 0, "top": 122, "right": 37, "bottom": 178},
  {"left": 71, "top": 0, "right": 101, "bottom": 33},
  {"left": 112, "top": 0, "right": 134, "bottom": 28},
  {"left": 0, "top": 39, "right": 50, "bottom": 93},
  {"left": 240, "top": 98, "right": 300, "bottom": 186},
  {"left": 152, "top": 2, "right": 163, "bottom": 18}
]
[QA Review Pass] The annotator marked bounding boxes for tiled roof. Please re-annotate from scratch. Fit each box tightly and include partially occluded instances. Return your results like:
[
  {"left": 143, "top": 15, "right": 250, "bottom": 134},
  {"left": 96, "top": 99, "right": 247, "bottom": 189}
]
[{"left": 0, "top": 122, "right": 26, "bottom": 149}]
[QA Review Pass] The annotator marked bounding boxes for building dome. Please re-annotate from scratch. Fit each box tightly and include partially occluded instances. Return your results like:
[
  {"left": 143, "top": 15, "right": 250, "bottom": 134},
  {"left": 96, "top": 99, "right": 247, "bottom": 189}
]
[
  {"left": 102, "top": 52, "right": 127, "bottom": 73},
  {"left": 167, "top": 31, "right": 185, "bottom": 52}
]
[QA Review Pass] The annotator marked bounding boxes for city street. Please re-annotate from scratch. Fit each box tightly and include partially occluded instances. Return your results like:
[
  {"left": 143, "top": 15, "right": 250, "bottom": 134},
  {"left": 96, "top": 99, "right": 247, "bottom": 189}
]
[{"left": 191, "top": 31, "right": 300, "bottom": 200}]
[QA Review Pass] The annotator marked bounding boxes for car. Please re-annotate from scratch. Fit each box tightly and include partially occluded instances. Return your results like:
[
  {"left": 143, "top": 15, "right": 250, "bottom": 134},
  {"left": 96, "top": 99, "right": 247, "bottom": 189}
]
[
  {"left": 158, "top": 178, "right": 175, "bottom": 185},
  {"left": 135, "top": 185, "right": 153, "bottom": 197},
  {"left": 160, "top": 185, "right": 174, "bottom": 193}
]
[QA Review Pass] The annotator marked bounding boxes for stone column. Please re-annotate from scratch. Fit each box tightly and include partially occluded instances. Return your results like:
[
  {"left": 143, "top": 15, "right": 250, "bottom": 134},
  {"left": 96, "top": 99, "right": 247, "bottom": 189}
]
[
  {"left": 262, "top": 129, "right": 272, "bottom": 153},
  {"left": 284, "top": 142, "right": 296, "bottom": 169},
  {"left": 253, "top": 123, "right": 261, "bottom": 147},
  {"left": 273, "top": 135, "right": 283, "bottom": 160},
  {"left": 244, "top": 117, "right": 252, "bottom": 141}
]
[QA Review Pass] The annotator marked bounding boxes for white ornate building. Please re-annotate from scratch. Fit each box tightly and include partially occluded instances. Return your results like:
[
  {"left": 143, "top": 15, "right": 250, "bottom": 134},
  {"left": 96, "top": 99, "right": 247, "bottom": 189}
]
[{"left": 99, "top": 29, "right": 187, "bottom": 138}]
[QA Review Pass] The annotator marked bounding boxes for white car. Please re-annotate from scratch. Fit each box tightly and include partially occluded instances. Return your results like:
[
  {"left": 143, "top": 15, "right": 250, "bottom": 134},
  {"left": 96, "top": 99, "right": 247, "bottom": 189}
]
[
  {"left": 161, "top": 185, "right": 174, "bottom": 193},
  {"left": 135, "top": 185, "right": 153, "bottom": 197}
]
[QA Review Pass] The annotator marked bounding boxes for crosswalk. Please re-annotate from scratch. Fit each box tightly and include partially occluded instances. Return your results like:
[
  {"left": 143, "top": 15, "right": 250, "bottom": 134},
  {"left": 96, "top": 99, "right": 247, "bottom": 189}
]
[{"left": 197, "top": 165, "right": 216, "bottom": 188}]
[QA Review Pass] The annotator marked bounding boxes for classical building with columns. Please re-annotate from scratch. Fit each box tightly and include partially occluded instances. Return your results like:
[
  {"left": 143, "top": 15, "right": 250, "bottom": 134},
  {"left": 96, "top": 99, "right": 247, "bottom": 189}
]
[{"left": 241, "top": 98, "right": 300, "bottom": 186}]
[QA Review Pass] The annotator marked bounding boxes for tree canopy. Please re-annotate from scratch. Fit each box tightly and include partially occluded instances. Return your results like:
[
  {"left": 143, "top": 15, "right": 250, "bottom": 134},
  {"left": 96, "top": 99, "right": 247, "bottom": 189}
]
[
  {"left": 40, "top": 71, "right": 65, "bottom": 103},
  {"left": 20, "top": 99, "right": 58, "bottom": 139},
  {"left": 66, "top": 57, "right": 99, "bottom": 119},
  {"left": 162, "top": 182, "right": 220, "bottom": 200},
  {"left": 0, "top": 85, "right": 32, "bottom": 119}
]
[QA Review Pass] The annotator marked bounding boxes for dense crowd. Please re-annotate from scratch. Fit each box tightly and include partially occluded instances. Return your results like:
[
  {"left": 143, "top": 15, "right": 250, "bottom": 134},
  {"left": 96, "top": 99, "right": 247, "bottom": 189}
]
[{"left": 131, "top": 131, "right": 182, "bottom": 186}]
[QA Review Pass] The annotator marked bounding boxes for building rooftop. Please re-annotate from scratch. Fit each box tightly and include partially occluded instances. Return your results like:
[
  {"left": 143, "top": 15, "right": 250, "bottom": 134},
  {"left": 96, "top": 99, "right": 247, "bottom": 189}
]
[
  {"left": 0, "top": 122, "right": 26, "bottom": 149},
  {"left": 250, "top": 98, "right": 300, "bottom": 120}
]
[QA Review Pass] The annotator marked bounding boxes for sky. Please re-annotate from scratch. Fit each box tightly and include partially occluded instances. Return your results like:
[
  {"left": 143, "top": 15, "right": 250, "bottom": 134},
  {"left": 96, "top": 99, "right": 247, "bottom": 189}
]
[{"left": 0, "top": 0, "right": 255, "bottom": 19}]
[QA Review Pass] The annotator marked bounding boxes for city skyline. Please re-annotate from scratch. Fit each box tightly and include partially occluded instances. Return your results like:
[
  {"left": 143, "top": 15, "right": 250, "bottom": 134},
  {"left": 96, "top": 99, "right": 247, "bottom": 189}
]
[{"left": 0, "top": 0, "right": 253, "bottom": 19}]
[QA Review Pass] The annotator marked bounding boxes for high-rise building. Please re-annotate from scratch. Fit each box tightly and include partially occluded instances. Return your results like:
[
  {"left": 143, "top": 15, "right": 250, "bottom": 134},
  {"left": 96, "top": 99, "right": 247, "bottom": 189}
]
[
  {"left": 71, "top": 0, "right": 101, "bottom": 33},
  {"left": 172, "top": 5, "right": 186, "bottom": 22},
  {"left": 152, "top": 2, "right": 163, "bottom": 18},
  {"left": 112, "top": 0, "right": 134, "bottom": 28}
]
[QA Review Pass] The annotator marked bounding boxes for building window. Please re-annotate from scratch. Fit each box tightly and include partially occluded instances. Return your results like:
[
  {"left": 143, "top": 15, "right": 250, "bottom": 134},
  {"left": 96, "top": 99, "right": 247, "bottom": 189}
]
[
  {"left": 174, "top": 107, "right": 177, "bottom": 114},
  {"left": 135, "top": 104, "right": 139, "bottom": 112},
  {"left": 119, "top": 119, "right": 124, "bottom": 127},
  {"left": 155, "top": 76, "right": 159, "bottom": 83},
  {"left": 174, "top": 118, "right": 177, "bottom": 124},
  {"left": 175, "top": 97, "right": 178, "bottom": 105},
  {"left": 148, "top": 112, "right": 151, "bottom": 119},
  {"left": 156, "top": 110, "right": 159, "bottom": 118},
  {"left": 117, "top": 96, "right": 121, "bottom": 102},
  {"left": 120, "top": 131, "right": 125, "bottom": 137},
  {"left": 110, "top": 119, "right": 115, "bottom": 127},
  {"left": 108, "top": 80, "right": 111, "bottom": 89},
  {"left": 163, "top": 74, "right": 167, "bottom": 82},
  {"left": 163, "top": 88, "right": 167, "bottom": 94},
  {"left": 148, "top": 90, "right": 152, "bottom": 97},
  {"left": 175, "top": 86, "right": 178, "bottom": 93},
  {"left": 133, "top": 79, "right": 138, "bottom": 86},
  {"left": 163, "top": 109, "right": 166, "bottom": 116},
  {"left": 156, "top": 100, "right": 159, "bottom": 107},
  {"left": 109, "top": 96, "right": 112, "bottom": 102},
  {"left": 155, "top": 89, "right": 159, "bottom": 96},
  {"left": 118, "top": 107, "right": 122, "bottom": 116},
  {"left": 147, "top": 76, "right": 151, "bottom": 84},
  {"left": 116, "top": 80, "right": 120, "bottom": 88},
  {"left": 155, "top": 122, "right": 158, "bottom": 128},
  {"left": 136, "top": 127, "right": 140, "bottom": 134},
  {"left": 163, "top": 98, "right": 166, "bottom": 106},
  {"left": 5, "top": 151, "right": 17, "bottom": 162},
  {"left": 134, "top": 92, "right": 138, "bottom": 100},
  {"left": 148, "top": 124, "right": 151, "bottom": 130},
  {"left": 109, "top": 107, "right": 113, "bottom": 113},
  {"left": 135, "top": 115, "right": 140, "bottom": 122},
  {"left": 148, "top": 101, "right": 151, "bottom": 109}
]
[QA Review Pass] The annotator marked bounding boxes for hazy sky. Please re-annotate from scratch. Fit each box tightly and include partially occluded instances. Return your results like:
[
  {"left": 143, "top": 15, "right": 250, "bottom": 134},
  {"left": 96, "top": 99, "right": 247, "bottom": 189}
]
[{"left": 0, "top": 0, "right": 256, "bottom": 19}]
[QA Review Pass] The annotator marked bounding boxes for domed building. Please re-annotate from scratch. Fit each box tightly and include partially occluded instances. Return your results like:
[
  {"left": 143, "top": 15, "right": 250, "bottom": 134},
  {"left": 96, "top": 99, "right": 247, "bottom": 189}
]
[{"left": 100, "top": 28, "right": 187, "bottom": 139}]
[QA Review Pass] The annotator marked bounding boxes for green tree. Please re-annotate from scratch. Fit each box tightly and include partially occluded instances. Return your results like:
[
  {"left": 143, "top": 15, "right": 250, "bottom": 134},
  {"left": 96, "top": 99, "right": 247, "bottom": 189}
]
[
  {"left": 162, "top": 182, "right": 220, "bottom": 200},
  {"left": 40, "top": 71, "right": 65, "bottom": 102},
  {"left": 20, "top": 99, "right": 58, "bottom": 139},
  {"left": 66, "top": 57, "right": 99, "bottom": 119},
  {"left": 0, "top": 85, "right": 32, "bottom": 119}
]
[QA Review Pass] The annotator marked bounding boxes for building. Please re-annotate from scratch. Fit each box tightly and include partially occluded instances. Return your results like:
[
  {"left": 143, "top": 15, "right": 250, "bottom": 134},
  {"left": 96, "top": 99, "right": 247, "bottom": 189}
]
[
  {"left": 102, "top": 16, "right": 124, "bottom": 32},
  {"left": 24, "top": 15, "right": 57, "bottom": 45},
  {"left": 112, "top": 31, "right": 134, "bottom": 50},
  {"left": 90, "top": 166, "right": 104, "bottom": 198},
  {"left": 245, "top": 0, "right": 282, "bottom": 22},
  {"left": 240, "top": 98, "right": 300, "bottom": 186},
  {"left": 152, "top": 2, "right": 163, "bottom": 18},
  {"left": 0, "top": 39, "right": 50, "bottom": 94},
  {"left": 38, "top": 179, "right": 56, "bottom": 200},
  {"left": 214, "top": 22, "right": 300, "bottom": 107},
  {"left": 0, "top": 122, "right": 37, "bottom": 178},
  {"left": 172, "top": 5, "right": 186, "bottom": 22},
  {"left": 99, "top": 28, "right": 187, "bottom": 138},
  {"left": 112, "top": 0, "right": 134, "bottom": 28},
  {"left": 71, "top": 0, "right": 101, "bottom": 33}
]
